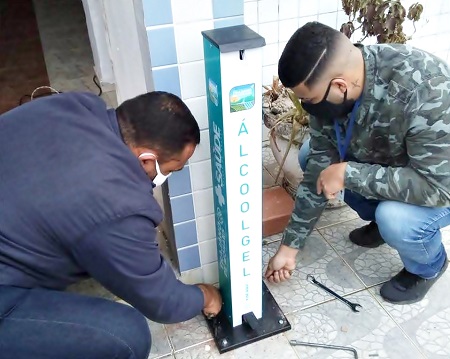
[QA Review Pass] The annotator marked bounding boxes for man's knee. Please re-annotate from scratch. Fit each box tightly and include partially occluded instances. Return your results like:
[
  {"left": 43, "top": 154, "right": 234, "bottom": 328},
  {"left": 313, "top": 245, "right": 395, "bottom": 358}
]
[
  {"left": 375, "top": 201, "right": 422, "bottom": 248},
  {"left": 375, "top": 201, "right": 402, "bottom": 244},
  {"left": 120, "top": 305, "right": 152, "bottom": 359},
  {"left": 102, "top": 303, "right": 151, "bottom": 359},
  {"left": 298, "top": 138, "right": 310, "bottom": 172}
]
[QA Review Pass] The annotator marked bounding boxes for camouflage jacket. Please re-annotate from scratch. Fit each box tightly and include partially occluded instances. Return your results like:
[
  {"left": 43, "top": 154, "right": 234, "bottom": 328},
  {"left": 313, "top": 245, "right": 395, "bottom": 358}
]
[{"left": 283, "top": 44, "right": 450, "bottom": 249}]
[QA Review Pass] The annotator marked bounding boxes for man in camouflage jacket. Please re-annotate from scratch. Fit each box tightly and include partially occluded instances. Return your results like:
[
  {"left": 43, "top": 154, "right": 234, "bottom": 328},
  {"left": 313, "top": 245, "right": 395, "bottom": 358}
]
[{"left": 265, "top": 22, "right": 450, "bottom": 304}]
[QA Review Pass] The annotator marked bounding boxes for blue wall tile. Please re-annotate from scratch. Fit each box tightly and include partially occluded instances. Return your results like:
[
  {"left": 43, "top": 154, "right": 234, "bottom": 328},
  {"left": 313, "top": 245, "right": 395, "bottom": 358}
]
[
  {"left": 168, "top": 165, "right": 192, "bottom": 197},
  {"left": 152, "top": 66, "right": 182, "bottom": 98},
  {"left": 171, "top": 194, "right": 195, "bottom": 224},
  {"left": 147, "top": 27, "right": 177, "bottom": 67},
  {"left": 178, "top": 245, "right": 201, "bottom": 272},
  {"left": 214, "top": 16, "right": 244, "bottom": 29},
  {"left": 174, "top": 220, "right": 198, "bottom": 248},
  {"left": 212, "top": 0, "right": 244, "bottom": 18},
  {"left": 143, "top": 0, "right": 173, "bottom": 26}
]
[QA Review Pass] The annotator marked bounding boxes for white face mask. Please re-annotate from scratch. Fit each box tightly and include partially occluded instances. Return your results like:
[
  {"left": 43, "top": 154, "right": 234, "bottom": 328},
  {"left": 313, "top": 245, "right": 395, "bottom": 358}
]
[{"left": 139, "top": 152, "right": 172, "bottom": 187}]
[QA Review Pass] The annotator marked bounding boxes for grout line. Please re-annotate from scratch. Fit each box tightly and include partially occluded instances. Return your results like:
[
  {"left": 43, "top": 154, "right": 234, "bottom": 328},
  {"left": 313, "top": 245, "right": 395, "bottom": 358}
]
[
  {"left": 172, "top": 339, "right": 214, "bottom": 356},
  {"left": 364, "top": 287, "right": 429, "bottom": 359},
  {"left": 177, "top": 242, "right": 199, "bottom": 251},
  {"left": 287, "top": 286, "right": 427, "bottom": 358},
  {"left": 172, "top": 218, "right": 196, "bottom": 227},
  {"left": 315, "top": 215, "right": 361, "bottom": 231},
  {"left": 161, "top": 323, "right": 176, "bottom": 358},
  {"left": 314, "top": 229, "right": 370, "bottom": 291},
  {"left": 285, "top": 298, "right": 338, "bottom": 316},
  {"left": 152, "top": 63, "right": 179, "bottom": 71},
  {"left": 153, "top": 353, "right": 174, "bottom": 359},
  {"left": 314, "top": 221, "right": 398, "bottom": 292},
  {"left": 314, "top": 223, "right": 429, "bottom": 357},
  {"left": 145, "top": 23, "right": 175, "bottom": 31}
]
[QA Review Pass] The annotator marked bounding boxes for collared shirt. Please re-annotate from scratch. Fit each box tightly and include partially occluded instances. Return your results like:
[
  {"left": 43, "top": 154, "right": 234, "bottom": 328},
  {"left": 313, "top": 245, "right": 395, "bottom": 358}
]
[{"left": 283, "top": 44, "right": 450, "bottom": 249}]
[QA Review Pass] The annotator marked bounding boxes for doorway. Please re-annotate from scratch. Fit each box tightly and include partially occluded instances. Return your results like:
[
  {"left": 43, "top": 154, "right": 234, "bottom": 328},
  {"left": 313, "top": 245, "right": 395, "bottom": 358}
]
[
  {"left": 0, "top": 0, "right": 180, "bottom": 282},
  {"left": 0, "top": 0, "right": 117, "bottom": 114}
]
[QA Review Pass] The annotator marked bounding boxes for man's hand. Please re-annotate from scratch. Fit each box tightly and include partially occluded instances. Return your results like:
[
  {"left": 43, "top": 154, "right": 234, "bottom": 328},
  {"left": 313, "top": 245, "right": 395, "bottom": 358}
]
[
  {"left": 317, "top": 162, "right": 347, "bottom": 199},
  {"left": 196, "top": 283, "right": 222, "bottom": 318},
  {"left": 264, "top": 245, "right": 298, "bottom": 283}
]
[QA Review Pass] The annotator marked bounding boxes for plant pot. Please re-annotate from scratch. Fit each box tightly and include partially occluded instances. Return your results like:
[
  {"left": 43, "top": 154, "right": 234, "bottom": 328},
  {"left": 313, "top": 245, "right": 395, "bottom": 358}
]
[{"left": 269, "top": 132, "right": 307, "bottom": 197}]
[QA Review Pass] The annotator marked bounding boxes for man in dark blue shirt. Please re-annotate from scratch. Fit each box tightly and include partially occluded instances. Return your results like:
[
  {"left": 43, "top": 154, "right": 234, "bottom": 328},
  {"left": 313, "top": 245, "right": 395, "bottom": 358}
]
[{"left": 0, "top": 91, "right": 221, "bottom": 359}]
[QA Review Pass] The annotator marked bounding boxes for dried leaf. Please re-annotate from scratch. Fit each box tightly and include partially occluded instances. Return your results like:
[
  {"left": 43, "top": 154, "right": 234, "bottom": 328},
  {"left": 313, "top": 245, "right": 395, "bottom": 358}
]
[
  {"left": 408, "top": 3, "right": 423, "bottom": 21},
  {"left": 340, "top": 22, "right": 355, "bottom": 38},
  {"left": 385, "top": 17, "right": 397, "bottom": 32},
  {"left": 366, "top": 4, "right": 376, "bottom": 20},
  {"left": 373, "top": 20, "right": 384, "bottom": 35},
  {"left": 341, "top": 0, "right": 353, "bottom": 15}
]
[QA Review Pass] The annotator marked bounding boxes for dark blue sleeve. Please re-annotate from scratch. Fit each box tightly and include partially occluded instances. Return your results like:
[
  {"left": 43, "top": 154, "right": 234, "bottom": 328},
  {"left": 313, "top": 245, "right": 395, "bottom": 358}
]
[{"left": 70, "top": 215, "right": 204, "bottom": 324}]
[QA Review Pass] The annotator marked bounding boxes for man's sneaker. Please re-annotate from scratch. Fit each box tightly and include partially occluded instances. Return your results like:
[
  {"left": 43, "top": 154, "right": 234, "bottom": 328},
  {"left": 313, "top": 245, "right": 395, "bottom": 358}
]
[
  {"left": 380, "top": 259, "right": 449, "bottom": 304},
  {"left": 349, "top": 221, "right": 385, "bottom": 248}
]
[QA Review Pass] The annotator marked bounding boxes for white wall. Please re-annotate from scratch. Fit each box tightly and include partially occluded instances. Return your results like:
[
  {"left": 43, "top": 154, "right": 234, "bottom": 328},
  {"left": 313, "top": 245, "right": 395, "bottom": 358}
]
[
  {"left": 82, "top": 0, "right": 115, "bottom": 85},
  {"left": 100, "top": 0, "right": 154, "bottom": 104},
  {"left": 244, "top": 0, "right": 450, "bottom": 86}
]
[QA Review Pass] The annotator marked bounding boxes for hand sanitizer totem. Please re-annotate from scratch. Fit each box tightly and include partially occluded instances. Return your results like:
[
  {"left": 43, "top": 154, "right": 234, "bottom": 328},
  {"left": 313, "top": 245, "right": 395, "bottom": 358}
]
[{"left": 202, "top": 25, "right": 290, "bottom": 353}]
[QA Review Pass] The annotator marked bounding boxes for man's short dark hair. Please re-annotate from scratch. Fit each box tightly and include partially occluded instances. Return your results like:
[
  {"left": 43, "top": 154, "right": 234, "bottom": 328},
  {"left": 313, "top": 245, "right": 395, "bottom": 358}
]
[
  {"left": 278, "top": 22, "right": 342, "bottom": 88},
  {"left": 116, "top": 91, "right": 200, "bottom": 160}
]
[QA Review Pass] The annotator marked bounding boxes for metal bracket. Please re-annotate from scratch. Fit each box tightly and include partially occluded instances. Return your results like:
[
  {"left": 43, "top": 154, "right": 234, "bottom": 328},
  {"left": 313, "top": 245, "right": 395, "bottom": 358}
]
[{"left": 204, "top": 282, "right": 290, "bottom": 353}]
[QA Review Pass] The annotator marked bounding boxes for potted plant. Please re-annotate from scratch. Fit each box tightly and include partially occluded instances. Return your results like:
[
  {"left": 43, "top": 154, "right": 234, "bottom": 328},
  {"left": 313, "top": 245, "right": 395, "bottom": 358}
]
[
  {"left": 263, "top": 77, "right": 309, "bottom": 197},
  {"left": 340, "top": 0, "right": 423, "bottom": 43},
  {"left": 263, "top": 0, "right": 423, "bottom": 203}
]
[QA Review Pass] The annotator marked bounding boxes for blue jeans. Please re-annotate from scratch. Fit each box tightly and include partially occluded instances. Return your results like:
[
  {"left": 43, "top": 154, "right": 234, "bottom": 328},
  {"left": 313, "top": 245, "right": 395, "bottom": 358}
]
[
  {"left": 0, "top": 286, "right": 151, "bottom": 359},
  {"left": 299, "top": 139, "right": 449, "bottom": 278}
]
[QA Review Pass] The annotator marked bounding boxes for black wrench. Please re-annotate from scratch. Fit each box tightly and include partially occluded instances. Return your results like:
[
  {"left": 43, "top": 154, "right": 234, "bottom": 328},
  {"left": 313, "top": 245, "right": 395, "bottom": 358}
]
[{"left": 306, "top": 274, "right": 362, "bottom": 312}]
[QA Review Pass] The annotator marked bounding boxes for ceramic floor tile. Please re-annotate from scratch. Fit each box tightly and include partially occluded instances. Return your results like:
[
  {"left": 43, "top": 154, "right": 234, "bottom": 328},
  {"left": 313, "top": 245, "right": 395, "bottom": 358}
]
[
  {"left": 165, "top": 315, "right": 212, "bottom": 352},
  {"left": 370, "top": 267, "right": 450, "bottom": 359},
  {"left": 173, "top": 334, "right": 299, "bottom": 358},
  {"left": 286, "top": 290, "right": 425, "bottom": 359},
  {"left": 319, "top": 219, "right": 404, "bottom": 287},
  {"left": 147, "top": 320, "right": 173, "bottom": 359},
  {"left": 263, "top": 231, "right": 365, "bottom": 314},
  {"left": 315, "top": 205, "right": 360, "bottom": 230},
  {"left": 66, "top": 278, "right": 118, "bottom": 301}
]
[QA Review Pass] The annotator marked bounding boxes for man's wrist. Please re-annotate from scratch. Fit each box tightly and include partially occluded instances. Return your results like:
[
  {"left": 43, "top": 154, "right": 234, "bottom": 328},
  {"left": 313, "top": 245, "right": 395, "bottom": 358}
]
[
  {"left": 196, "top": 284, "right": 208, "bottom": 307},
  {"left": 344, "top": 160, "right": 358, "bottom": 189},
  {"left": 278, "top": 244, "right": 299, "bottom": 258}
]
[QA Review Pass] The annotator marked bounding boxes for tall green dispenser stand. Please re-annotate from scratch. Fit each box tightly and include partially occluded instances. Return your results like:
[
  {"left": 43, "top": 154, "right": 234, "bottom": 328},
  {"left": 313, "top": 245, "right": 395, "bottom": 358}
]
[{"left": 201, "top": 25, "right": 291, "bottom": 353}]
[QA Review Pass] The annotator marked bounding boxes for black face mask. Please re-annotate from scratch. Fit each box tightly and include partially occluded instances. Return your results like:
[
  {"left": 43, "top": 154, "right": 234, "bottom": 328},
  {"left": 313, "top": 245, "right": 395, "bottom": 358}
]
[{"left": 301, "top": 81, "right": 356, "bottom": 120}]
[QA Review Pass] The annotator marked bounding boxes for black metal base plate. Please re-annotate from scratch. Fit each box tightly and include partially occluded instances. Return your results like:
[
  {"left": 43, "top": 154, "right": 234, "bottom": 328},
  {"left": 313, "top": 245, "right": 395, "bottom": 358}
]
[{"left": 204, "top": 281, "right": 291, "bottom": 354}]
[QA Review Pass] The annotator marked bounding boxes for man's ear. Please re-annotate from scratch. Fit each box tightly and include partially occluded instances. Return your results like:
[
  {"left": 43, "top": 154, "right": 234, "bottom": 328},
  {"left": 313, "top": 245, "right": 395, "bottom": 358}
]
[
  {"left": 138, "top": 152, "right": 156, "bottom": 162},
  {"left": 331, "top": 78, "right": 348, "bottom": 94}
]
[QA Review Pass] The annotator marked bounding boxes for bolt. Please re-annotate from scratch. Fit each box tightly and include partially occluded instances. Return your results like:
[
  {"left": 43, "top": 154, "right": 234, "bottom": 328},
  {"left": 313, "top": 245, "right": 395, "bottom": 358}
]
[
  {"left": 221, "top": 339, "right": 228, "bottom": 346},
  {"left": 279, "top": 319, "right": 284, "bottom": 325}
]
